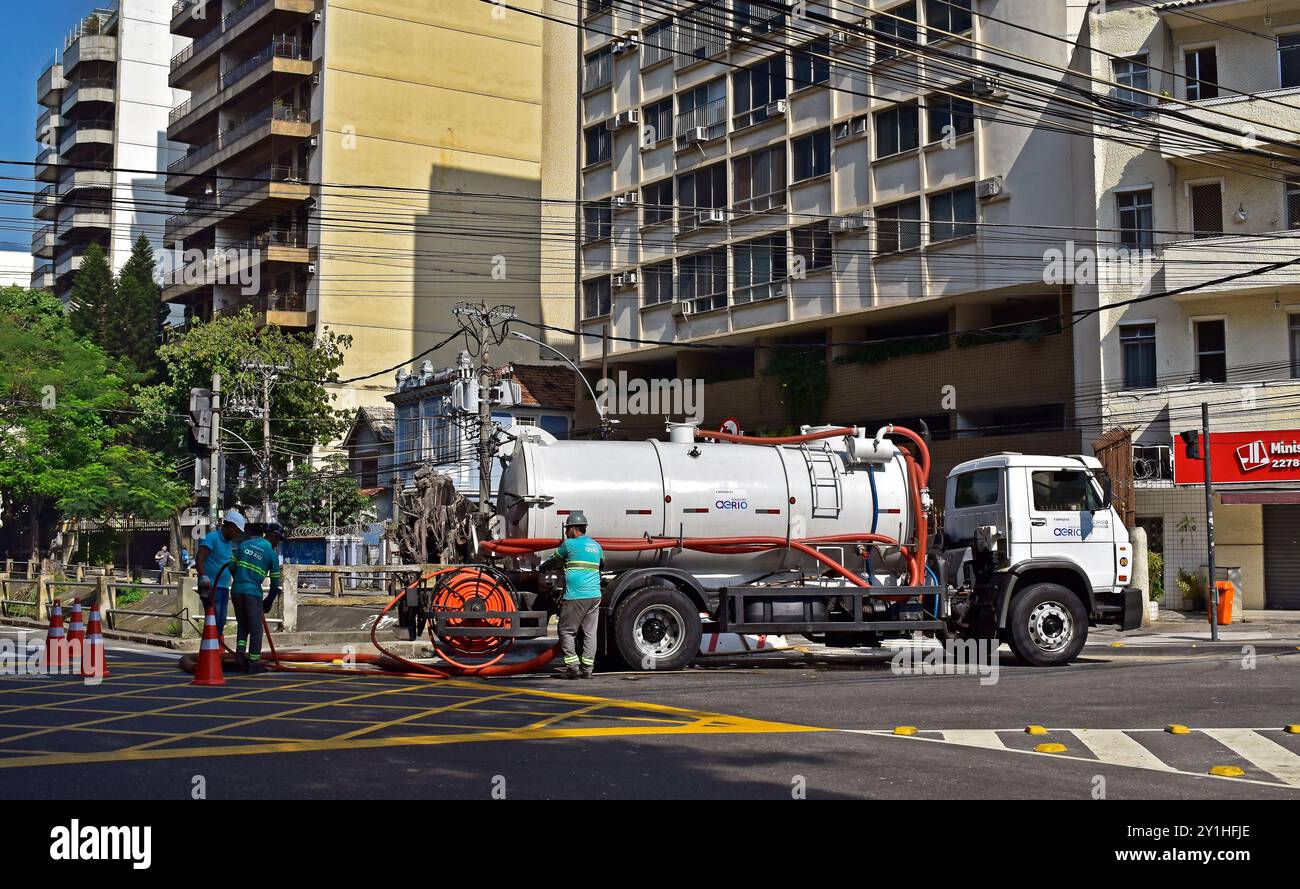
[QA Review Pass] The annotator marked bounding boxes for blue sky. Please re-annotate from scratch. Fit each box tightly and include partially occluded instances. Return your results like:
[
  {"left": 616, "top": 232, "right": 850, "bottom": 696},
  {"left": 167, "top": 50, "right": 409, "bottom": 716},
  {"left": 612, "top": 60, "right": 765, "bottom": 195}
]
[{"left": 0, "top": 1, "right": 103, "bottom": 255}]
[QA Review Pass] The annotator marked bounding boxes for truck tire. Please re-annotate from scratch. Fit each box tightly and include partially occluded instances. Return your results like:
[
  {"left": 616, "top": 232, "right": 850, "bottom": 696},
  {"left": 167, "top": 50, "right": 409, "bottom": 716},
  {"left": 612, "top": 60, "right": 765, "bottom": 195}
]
[
  {"left": 1006, "top": 583, "right": 1088, "bottom": 666},
  {"left": 612, "top": 586, "right": 702, "bottom": 672}
]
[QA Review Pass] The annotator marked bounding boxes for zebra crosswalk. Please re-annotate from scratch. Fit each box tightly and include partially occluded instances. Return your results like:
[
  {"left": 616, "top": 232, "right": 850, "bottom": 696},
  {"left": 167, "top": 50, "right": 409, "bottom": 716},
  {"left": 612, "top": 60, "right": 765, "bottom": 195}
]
[{"left": 846, "top": 726, "right": 1300, "bottom": 788}]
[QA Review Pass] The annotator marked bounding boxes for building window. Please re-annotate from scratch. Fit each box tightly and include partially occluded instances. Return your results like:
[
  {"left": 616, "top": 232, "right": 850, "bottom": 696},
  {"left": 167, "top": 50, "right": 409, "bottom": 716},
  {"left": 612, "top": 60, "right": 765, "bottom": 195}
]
[
  {"left": 1116, "top": 188, "right": 1154, "bottom": 249},
  {"left": 875, "top": 102, "right": 920, "bottom": 157},
  {"left": 1184, "top": 46, "right": 1218, "bottom": 100},
  {"left": 356, "top": 456, "right": 379, "bottom": 489},
  {"left": 584, "top": 45, "right": 613, "bottom": 91},
  {"left": 928, "top": 185, "right": 976, "bottom": 242},
  {"left": 733, "top": 235, "right": 787, "bottom": 304},
  {"left": 1281, "top": 33, "right": 1300, "bottom": 88},
  {"left": 582, "top": 277, "right": 612, "bottom": 319},
  {"left": 876, "top": 198, "right": 923, "bottom": 254},
  {"left": 677, "top": 162, "right": 727, "bottom": 230},
  {"left": 585, "top": 0, "right": 611, "bottom": 15},
  {"left": 925, "top": 0, "right": 972, "bottom": 41},
  {"left": 584, "top": 124, "right": 610, "bottom": 166},
  {"left": 1189, "top": 181, "right": 1223, "bottom": 238},
  {"left": 735, "top": 0, "right": 784, "bottom": 34},
  {"left": 791, "top": 221, "right": 833, "bottom": 271},
  {"left": 676, "top": 4, "right": 727, "bottom": 67},
  {"left": 1120, "top": 324, "right": 1157, "bottom": 389},
  {"left": 642, "top": 178, "right": 673, "bottom": 226},
  {"left": 642, "top": 18, "right": 674, "bottom": 68},
  {"left": 1113, "top": 55, "right": 1151, "bottom": 117},
  {"left": 793, "top": 37, "right": 830, "bottom": 88},
  {"left": 678, "top": 249, "right": 728, "bottom": 312},
  {"left": 733, "top": 54, "right": 786, "bottom": 129},
  {"left": 1195, "top": 319, "right": 1227, "bottom": 384},
  {"left": 642, "top": 98, "right": 672, "bottom": 147},
  {"left": 873, "top": 2, "right": 917, "bottom": 63},
  {"left": 792, "top": 129, "right": 831, "bottom": 181},
  {"left": 1287, "top": 177, "right": 1300, "bottom": 229},
  {"left": 1291, "top": 314, "right": 1300, "bottom": 378},
  {"left": 583, "top": 199, "right": 612, "bottom": 243},
  {"left": 733, "top": 145, "right": 786, "bottom": 213},
  {"left": 926, "top": 93, "right": 974, "bottom": 142},
  {"left": 644, "top": 260, "right": 674, "bottom": 305},
  {"left": 676, "top": 78, "right": 727, "bottom": 141}
]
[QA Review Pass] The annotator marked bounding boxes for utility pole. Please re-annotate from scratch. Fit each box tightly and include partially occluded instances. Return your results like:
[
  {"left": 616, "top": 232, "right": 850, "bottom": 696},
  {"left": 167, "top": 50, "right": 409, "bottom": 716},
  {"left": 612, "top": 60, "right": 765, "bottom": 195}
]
[
  {"left": 208, "top": 373, "right": 222, "bottom": 528},
  {"left": 262, "top": 371, "right": 273, "bottom": 523},
  {"left": 1202, "top": 401, "right": 1219, "bottom": 642},
  {"left": 478, "top": 345, "right": 493, "bottom": 521}
]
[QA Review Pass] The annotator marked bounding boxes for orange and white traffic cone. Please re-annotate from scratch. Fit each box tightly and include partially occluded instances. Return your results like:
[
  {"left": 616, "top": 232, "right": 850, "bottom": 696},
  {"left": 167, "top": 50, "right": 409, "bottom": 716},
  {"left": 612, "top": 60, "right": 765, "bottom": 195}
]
[
  {"left": 81, "top": 609, "right": 109, "bottom": 679},
  {"left": 45, "top": 599, "right": 68, "bottom": 673},
  {"left": 66, "top": 601, "right": 85, "bottom": 663},
  {"left": 191, "top": 606, "right": 225, "bottom": 687}
]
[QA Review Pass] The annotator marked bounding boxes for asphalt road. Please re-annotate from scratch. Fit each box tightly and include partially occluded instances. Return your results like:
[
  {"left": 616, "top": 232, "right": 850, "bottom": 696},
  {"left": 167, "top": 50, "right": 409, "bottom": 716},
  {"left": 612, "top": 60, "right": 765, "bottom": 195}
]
[{"left": 1, "top": 627, "right": 1297, "bottom": 800}]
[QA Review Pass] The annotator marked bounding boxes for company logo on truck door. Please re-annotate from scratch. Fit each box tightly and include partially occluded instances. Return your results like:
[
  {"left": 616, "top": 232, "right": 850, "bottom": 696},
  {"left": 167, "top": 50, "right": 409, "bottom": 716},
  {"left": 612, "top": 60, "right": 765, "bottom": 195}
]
[{"left": 715, "top": 489, "right": 749, "bottom": 510}]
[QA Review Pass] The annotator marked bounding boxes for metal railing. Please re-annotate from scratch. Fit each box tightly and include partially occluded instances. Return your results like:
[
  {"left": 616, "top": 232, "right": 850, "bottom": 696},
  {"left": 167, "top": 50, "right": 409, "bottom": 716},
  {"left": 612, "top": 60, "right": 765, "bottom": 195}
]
[
  {"left": 216, "top": 290, "right": 308, "bottom": 317},
  {"left": 171, "top": 0, "right": 275, "bottom": 70},
  {"left": 674, "top": 97, "right": 726, "bottom": 137},
  {"left": 168, "top": 105, "right": 308, "bottom": 175},
  {"left": 165, "top": 166, "right": 301, "bottom": 232},
  {"left": 170, "top": 40, "right": 311, "bottom": 125},
  {"left": 584, "top": 52, "right": 613, "bottom": 90},
  {"left": 231, "top": 227, "right": 309, "bottom": 252}
]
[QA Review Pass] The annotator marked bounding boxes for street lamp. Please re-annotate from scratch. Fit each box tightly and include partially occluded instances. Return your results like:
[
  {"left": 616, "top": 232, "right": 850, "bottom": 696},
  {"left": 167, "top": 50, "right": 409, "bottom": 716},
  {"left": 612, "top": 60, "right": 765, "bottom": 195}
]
[{"left": 509, "top": 331, "right": 616, "bottom": 436}]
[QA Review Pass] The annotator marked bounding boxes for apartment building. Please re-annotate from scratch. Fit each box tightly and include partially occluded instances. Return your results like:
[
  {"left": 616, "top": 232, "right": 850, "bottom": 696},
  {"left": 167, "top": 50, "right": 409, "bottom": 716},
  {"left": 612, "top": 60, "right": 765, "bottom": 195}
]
[
  {"left": 1082, "top": 0, "right": 1300, "bottom": 609},
  {"left": 574, "top": 0, "right": 1096, "bottom": 493},
  {"left": 162, "top": 0, "right": 577, "bottom": 414},
  {"left": 32, "top": 1, "right": 186, "bottom": 302}
]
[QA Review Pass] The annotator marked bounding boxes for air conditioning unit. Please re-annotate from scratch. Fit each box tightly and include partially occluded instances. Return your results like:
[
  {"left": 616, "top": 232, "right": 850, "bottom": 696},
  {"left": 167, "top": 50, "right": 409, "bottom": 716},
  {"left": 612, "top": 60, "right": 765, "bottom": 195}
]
[
  {"left": 833, "top": 122, "right": 852, "bottom": 141},
  {"left": 622, "top": 190, "right": 638, "bottom": 206},
  {"left": 607, "top": 108, "right": 641, "bottom": 131},
  {"left": 970, "top": 76, "right": 1006, "bottom": 98},
  {"left": 854, "top": 117, "right": 869, "bottom": 135},
  {"left": 614, "top": 32, "right": 639, "bottom": 53},
  {"left": 698, "top": 208, "right": 728, "bottom": 225},
  {"left": 830, "top": 31, "right": 850, "bottom": 46},
  {"left": 976, "top": 176, "right": 1005, "bottom": 200},
  {"left": 672, "top": 300, "right": 693, "bottom": 317},
  {"left": 765, "top": 99, "right": 788, "bottom": 116},
  {"left": 681, "top": 126, "right": 711, "bottom": 145},
  {"left": 613, "top": 271, "right": 639, "bottom": 289},
  {"left": 833, "top": 212, "right": 868, "bottom": 234}
]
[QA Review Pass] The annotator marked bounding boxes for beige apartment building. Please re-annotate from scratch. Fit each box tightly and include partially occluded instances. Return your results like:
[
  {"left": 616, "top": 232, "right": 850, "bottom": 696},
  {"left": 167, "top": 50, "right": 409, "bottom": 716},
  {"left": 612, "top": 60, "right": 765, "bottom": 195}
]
[
  {"left": 163, "top": 0, "right": 577, "bottom": 412},
  {"left": 1082, "top": 0, "right": 1300, "bottom": 609}
]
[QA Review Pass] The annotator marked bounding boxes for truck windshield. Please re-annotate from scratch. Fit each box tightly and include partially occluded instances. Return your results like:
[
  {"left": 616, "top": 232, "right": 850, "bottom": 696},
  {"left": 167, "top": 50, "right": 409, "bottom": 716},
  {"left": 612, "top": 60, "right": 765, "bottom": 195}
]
[{"left": 1031, "top": 470, "right": 1103, "bottom": 512}]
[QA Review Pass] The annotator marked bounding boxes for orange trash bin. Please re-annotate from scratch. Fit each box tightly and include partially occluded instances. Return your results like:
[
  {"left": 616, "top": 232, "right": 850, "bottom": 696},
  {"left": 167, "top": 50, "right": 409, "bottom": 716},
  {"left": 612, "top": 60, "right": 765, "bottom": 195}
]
[{"left": 1212, "top": 581, "right": 1234, "bottom": 626}]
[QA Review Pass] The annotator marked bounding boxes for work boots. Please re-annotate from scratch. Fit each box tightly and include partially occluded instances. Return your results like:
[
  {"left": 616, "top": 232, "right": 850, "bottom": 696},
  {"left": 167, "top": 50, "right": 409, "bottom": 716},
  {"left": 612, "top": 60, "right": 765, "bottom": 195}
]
[
  {"left": 580, "top": 667, "right": 594, "bottom": 679},
  {"left": 561, "top": 665, "right": 581, "bottom": 680},
  {"left": 246, "top": 659, "right": 269, "bottom": 675}
]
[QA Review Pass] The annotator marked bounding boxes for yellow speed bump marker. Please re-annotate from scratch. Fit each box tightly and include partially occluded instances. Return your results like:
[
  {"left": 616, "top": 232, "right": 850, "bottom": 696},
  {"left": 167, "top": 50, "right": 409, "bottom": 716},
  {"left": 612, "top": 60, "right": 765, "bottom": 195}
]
[
  {"left": 1285, "top": 725, "right": 1300, "bottom": 735},
  {"left": 1165, "top": 724, "right": 1191, "bottom": 735},
  {"left": 1209, "top": 765, "right": 1245, "bottom": 778},
  {"left": 1035, "top": 742, "right": 1068, "bottom": 754},
  {"left": 1025, "top": 725, "right": 1049, "bottom": 735},
  {"left": 893, "top": 726, "right": 918, "bottom": 736}
]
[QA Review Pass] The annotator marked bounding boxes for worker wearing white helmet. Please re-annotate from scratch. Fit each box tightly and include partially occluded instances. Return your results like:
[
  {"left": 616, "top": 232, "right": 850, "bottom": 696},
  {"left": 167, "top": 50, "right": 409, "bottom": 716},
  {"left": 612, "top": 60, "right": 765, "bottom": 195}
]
[
  {"left": 543, "top": 512, "right": 604, "bottom": 679},
  {"left": 196, "top": 509, "right": 246, "bottom": 634}
]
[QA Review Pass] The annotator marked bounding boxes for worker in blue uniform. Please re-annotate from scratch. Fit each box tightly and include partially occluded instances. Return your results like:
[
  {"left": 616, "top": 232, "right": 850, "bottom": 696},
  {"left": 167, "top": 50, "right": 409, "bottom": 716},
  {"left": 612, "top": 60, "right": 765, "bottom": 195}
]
[
  {"left": 228, "top": 522, "right": 284, "bottom": 673},
  {"left": 544, "top": 512, "right": 604, "bottom": 679},
  {"left": 196, "top": 509, "right": 245, "bottom": 634}
]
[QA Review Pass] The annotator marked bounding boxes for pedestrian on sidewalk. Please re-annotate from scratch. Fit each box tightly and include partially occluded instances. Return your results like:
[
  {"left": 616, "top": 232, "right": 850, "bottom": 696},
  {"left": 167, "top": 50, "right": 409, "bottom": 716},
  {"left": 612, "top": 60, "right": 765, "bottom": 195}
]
[
  {"left": 229, "top": 522, "right": 284, "bottom": 674},
  {"left": 154, "top": 545, "right": 174, "bottom": 574},
  {"left": 543, "top": 512, "right": 604, "bottom": 679}
]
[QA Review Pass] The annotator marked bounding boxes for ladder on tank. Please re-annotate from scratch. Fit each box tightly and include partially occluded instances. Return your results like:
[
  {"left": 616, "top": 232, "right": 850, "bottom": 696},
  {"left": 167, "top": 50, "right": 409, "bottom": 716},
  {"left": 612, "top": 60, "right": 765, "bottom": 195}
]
[{"left": 800, "top": 446, "right": 843, "bottom": 519}]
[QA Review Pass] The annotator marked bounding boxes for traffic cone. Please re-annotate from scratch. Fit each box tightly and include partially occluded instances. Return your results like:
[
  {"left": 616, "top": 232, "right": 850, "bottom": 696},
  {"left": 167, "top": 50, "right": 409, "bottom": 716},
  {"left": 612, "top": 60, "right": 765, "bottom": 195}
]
[
  {"left": 66, "top": 601, "right": 86, "bottom": 663},
  {"left": 191, "top": 606, "right": 226, "bottom": 687},
  {"left": 44, "top": 599, "right": 68, "bottom": 672},
  {"left": 81, "top": 609, "right": 109, "bottom": 678}
]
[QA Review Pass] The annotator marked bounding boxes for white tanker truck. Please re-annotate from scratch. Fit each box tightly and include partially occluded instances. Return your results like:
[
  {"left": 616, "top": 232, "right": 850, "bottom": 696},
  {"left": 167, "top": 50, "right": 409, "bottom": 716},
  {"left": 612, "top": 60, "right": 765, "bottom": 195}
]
[{"left": 428, "top": 423, "right": 1142, "bottom": 671}]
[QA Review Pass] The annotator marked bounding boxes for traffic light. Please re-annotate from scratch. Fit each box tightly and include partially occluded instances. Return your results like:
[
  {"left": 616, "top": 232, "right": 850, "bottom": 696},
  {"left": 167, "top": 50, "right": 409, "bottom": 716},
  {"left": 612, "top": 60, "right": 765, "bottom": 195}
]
[{"left": 1179, "top": 430, "right": 1200, "bottom": 460}]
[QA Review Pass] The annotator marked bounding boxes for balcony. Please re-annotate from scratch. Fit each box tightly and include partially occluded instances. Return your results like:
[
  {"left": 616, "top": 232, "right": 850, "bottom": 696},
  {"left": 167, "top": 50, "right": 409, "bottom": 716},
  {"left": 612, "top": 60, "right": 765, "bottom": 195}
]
[
  {"left": 31, "top": 262, "right": 55, "bottom": 290},
  {"left": 216, "top": 291, "right": 313, "bottom": 328},
  {"left": 1155, "top": 86, "right": 1300, "bottom": 164},
  {"left": 35, "top": 148, "right": 60, "bottom": 182},
  {"left": 37, "top": 61, "right": 66, "bottom": 107},
  {"left": 170, "top": 0, "right": 318, "bottom": 91},
  {"left": 60, "top": 78, "right": 116, "bottom": 117},
  {"left": 32, "top": 225, "right": 56, "bottom": 259},
  {"left": 33, "top": 184, "right": 59, "bottom": 220},
  {"left": 168, "top": 39, "right": 312, "bottom": 143},
  {"left": 58, "top": 203, "right": 112, "bottom": 239},
  {"left": 165, "top": 166, "right": 311, "bottom": 243},
  {"left": 675, "top": 98, "right": 727, "bottom": 142},
  {"left": 166, "top": 105, "right": 312, "bottom": 190},
  {"left": 58, "top": 168, "right": 113, "bottom": 198},
  {"left": 172, "top": 0, "right": 221, "bottom": 38},
  {"left": 63, "top": 35, "right": 116, "bottom": 74},
  {"left": 59, "top": 119, "right": 115, "bottom": 160},
  {"left": 1153, "top": 231, "right": 1300, "bottom": 297},
  {"left": 55, "top": 248, "right": 92, "bottom": 280},
  {"left": 36, "top": 107, "right": 60, "bottom": 143},
  {"left": 164, "top": 231, "right": 309, "bottom": 302}
]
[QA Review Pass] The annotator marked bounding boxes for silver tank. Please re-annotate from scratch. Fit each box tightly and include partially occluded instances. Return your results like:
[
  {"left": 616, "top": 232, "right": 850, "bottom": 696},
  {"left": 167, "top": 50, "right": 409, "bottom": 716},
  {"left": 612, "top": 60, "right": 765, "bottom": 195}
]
[{"left": 495, "top": 429, "right": 915, "bottom": 576}]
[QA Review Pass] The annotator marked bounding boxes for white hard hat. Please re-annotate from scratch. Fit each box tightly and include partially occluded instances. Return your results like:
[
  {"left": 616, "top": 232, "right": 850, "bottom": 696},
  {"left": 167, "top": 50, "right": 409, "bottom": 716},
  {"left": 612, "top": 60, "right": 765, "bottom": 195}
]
[{"left": 223, "top": 509, "right": 247, "bottom": 532}]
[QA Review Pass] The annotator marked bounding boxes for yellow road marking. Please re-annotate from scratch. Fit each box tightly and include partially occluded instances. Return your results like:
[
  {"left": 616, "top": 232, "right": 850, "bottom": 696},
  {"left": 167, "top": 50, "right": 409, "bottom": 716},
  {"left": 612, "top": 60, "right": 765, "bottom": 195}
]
[{"left": 325, "top": 691, "right": 521, "bottom": 743}]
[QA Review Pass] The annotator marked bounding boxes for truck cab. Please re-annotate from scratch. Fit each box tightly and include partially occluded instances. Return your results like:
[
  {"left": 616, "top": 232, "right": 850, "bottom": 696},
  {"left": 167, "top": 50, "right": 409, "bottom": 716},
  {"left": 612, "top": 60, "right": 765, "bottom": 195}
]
[{"left": 943, "top": 453, "right": 1143, "bottom": 665}]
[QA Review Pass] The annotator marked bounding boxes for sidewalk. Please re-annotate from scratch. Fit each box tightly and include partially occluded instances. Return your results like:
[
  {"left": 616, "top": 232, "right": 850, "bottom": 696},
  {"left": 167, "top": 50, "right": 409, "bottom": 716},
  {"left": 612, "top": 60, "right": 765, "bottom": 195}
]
[{"left": 1090, "top": 609, "right": 1300, "bottom": 648}]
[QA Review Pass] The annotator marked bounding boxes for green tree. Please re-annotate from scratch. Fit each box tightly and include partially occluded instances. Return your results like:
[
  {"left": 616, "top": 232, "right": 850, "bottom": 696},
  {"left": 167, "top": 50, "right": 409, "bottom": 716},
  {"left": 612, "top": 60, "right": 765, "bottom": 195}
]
[
  {"left": 0, "top": 287, "right": 187, "bottom": 555},
  {"left": 275, "top": 457, "right": 371, "bottom": 529},
  {"left": 67, "top": 241, "right": 113, "bottom": 346},
  {"left": 135, "top": 311, "right": 353, "bottom": 504},
  {"left": 106, "top": 235, "right": 164, "bottom": 381}
]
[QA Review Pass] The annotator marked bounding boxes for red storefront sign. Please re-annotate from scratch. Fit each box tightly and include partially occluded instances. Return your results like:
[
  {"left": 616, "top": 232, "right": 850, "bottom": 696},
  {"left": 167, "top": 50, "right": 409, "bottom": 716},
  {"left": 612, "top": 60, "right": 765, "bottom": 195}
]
[{"left": 1172, "top": 429, "right": 1300, "bottom": 485}]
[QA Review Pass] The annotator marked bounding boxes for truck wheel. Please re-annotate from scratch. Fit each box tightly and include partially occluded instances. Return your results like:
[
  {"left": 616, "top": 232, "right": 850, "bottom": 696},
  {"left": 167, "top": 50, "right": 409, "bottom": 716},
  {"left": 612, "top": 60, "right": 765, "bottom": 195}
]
[
  {"left": 1006, "top": 583, "right": 1088, "bottom": 666},
  {"left": 612, "top": 586, "right": 702, "bottom": 672}
]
